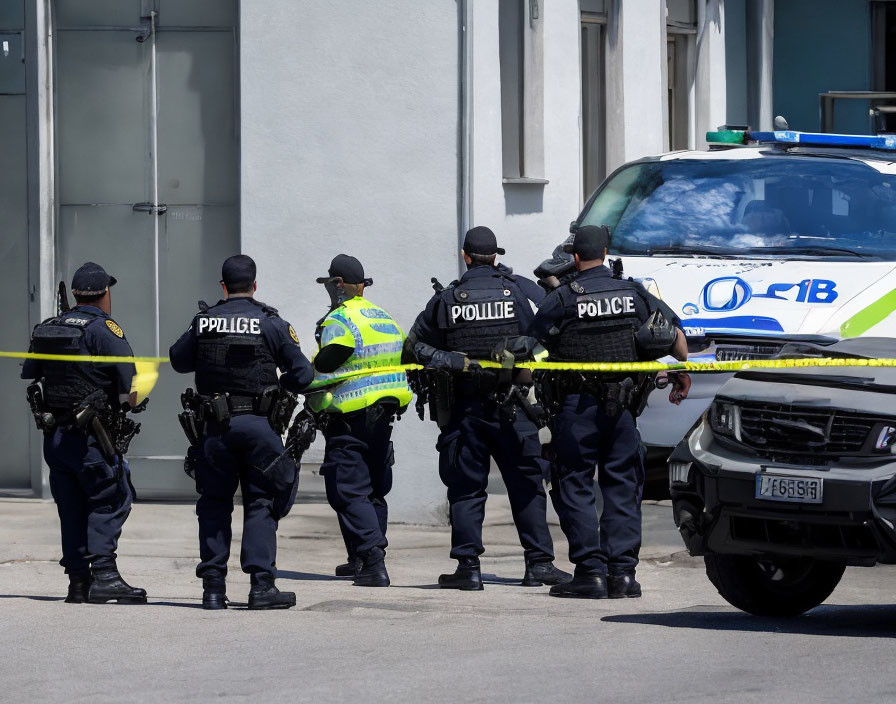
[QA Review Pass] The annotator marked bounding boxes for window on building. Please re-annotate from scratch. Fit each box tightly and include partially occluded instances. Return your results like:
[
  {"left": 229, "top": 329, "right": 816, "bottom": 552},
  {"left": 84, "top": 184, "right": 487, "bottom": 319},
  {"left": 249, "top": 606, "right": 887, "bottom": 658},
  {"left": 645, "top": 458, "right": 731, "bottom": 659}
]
[
  {"left": 581, "top": 2, "right": 607, "bottom": 197},
  {"left": 666, "top": 0, "right": 696, "bottom": 151},
  {"left": 499, "top": 0, "right": 544, "bottom": 180}
]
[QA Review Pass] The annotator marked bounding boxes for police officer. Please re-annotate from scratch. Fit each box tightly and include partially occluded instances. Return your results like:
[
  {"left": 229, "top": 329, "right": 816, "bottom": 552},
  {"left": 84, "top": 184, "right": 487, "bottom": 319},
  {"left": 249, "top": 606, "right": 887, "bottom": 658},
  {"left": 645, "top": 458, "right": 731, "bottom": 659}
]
[
  {"left": 528, "top": 225, "right": 690, "bottom": 599},
  {"left": 21, "top": 263, "right": 147, "bottom": 604},
  {"left": 407, "top": 226, "right": 570, "bottom": 590},
  {"left": 169, "top": 255, "right": 313, "bottom": 610},
  {"left": 308, "top": 254, "right": 412, "bottom": 587}
]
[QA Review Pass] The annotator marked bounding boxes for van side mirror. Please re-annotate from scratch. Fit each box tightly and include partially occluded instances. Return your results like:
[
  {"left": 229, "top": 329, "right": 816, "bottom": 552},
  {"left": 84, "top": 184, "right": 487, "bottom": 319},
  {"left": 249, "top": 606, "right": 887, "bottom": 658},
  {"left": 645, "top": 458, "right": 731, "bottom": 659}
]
[{"left": 569, "top": 221, "right": 579, "bottom": 234}]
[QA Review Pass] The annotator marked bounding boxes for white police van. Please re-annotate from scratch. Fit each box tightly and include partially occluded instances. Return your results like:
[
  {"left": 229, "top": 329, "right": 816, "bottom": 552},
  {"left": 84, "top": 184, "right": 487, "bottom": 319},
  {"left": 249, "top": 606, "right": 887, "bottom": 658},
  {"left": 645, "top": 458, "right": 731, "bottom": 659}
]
[{"left": 571, "top": 130, "right": 896, "bottom": 453}]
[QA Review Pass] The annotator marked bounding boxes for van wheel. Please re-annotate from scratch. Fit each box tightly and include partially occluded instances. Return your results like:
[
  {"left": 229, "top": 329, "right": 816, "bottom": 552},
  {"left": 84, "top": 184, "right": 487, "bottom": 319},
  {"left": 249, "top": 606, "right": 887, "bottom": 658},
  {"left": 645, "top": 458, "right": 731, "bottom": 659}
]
[{"left": 704, "top": 553, "right": 845, "bottom": 617}]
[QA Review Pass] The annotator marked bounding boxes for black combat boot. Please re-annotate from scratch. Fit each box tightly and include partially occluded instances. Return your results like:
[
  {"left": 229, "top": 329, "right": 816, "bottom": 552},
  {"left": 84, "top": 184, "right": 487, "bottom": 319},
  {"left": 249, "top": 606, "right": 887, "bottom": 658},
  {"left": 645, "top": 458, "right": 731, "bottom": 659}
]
[
  {"left": 87, "top": 566, "right": 147, "bottom": 604},
  {"left": 521, "top": 561, "right": 572, "bottom": 587},
  {"left": 335, "top": 556, "right": 362, "bottom": 577},
  {"left": 549, "top": 572, "right": 608, "bottom": 599},
  {"left": 202, "top": 575, "right": 228, "bottom": 610},
  {"left": 353, "top": 547, "right": 390, "bottom": 587},
  {"left": 438, "top": 557, "right": 484, "bottom": 591},
  {"left": 248, "top": 573, "right": 296, "bottom": 610},
  {"left": 64, "top": 571, "right": 92, "bottom": 604},
  {"left": 608, "top": 572, "right": 642, "bottom": 599}
]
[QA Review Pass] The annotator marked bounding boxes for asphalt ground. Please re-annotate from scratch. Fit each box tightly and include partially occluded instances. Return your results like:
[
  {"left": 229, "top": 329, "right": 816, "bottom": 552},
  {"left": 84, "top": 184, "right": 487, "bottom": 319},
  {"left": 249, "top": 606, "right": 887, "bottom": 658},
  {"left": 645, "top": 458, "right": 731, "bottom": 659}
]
[{"left": 1, "top": 496, "right": 895, "bottom": 703}]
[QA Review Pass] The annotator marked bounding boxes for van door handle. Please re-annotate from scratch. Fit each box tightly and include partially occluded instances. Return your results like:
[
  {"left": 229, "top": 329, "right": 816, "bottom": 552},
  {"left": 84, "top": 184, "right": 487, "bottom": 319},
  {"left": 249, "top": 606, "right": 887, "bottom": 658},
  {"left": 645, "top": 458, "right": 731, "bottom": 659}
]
[{"left": 133, "top": 202, "right": 167, "bottom": 215}]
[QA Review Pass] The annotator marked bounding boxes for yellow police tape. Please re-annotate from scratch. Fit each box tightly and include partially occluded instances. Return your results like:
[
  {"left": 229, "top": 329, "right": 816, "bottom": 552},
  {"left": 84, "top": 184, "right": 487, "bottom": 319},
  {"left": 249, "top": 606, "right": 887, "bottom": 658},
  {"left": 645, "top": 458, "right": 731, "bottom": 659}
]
[
  {"left": 8, "top": 351, "right": 896, "bottom": 373},
  {"left": 7, "top": 350, "right": 896, "bottom": 395},
  {"left": 0, "top": 351, "right": 167, "bottom": 403},
  {"left": 0, "top": 351, "right": 169, "bottom": 364}
]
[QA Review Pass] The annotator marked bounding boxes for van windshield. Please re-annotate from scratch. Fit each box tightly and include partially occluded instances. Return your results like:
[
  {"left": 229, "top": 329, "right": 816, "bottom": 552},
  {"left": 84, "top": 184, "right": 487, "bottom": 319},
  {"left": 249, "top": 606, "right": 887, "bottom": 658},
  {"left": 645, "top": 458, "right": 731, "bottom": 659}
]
[{"left": 579, "top": 157, "right": 896, "bottom": 260}]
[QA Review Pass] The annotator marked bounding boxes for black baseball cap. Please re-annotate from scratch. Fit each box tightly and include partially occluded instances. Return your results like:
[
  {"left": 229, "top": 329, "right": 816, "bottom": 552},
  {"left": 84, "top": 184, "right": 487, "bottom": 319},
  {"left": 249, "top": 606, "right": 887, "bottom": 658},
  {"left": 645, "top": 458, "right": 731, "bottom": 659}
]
[
  {"left": 221, "top": 254, "right": 256, "bottom": 289},
  {"left": 463, "top": 226, "right": 505, "bottom": 256},
  {"left": 316, "top": 254, "right": 372, "bottom": 286},
  {"left": 71, "top": 262, "right": 117, "bottom": 296},
  {"left": 563, "top": 225, "right": 610, "bottom": 260}
]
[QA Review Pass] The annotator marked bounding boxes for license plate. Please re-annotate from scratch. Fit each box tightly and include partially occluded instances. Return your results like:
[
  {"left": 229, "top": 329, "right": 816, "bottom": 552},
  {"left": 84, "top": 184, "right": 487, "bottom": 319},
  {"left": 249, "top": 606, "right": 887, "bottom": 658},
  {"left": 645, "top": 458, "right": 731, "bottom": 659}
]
[{"left": 755, "top": 472, "right": 823, "bottom": 504}]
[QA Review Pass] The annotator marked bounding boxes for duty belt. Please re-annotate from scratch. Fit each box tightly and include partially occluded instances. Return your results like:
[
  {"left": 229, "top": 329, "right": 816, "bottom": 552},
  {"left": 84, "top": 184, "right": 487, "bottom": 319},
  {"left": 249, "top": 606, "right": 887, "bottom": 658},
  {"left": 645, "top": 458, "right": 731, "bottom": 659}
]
[
  {"left": 225, "top": 394, "right": 261, "bottom": 416},
  {"left": 192, "top": 392, "right": 266, "bottom": 418}
]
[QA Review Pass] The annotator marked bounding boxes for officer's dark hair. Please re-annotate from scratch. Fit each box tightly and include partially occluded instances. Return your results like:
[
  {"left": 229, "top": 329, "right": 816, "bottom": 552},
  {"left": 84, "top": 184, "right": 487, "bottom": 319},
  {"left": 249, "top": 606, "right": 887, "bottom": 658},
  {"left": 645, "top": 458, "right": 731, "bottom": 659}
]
[
  {"left": 468, "top": 253, "right": 497, "bottom": 266},
  {"left": 223, "top": 281, "right": 254, "bottom": 295},
  {"left": 73, "top": 292, "right": 105, "bottom": 305}
]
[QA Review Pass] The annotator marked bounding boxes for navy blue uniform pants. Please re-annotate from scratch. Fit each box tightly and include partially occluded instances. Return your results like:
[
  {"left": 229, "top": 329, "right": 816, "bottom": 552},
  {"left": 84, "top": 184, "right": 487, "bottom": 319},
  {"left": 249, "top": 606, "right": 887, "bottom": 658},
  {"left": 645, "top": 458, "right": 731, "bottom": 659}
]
[
  {"left": 44, "top": 427, "right": 133, "bottom": 575},
  {"left": 437, "top": 395, "right": 554, "bottom": 563},
  {"left": 195, "top": 414, "right": 286, "bottom": 579},
  {"left": 321, "top": 404, "right": 395, "bottom": 558},
  {"left": 550, "top": 393, "right": 645, "bottom": 576}
]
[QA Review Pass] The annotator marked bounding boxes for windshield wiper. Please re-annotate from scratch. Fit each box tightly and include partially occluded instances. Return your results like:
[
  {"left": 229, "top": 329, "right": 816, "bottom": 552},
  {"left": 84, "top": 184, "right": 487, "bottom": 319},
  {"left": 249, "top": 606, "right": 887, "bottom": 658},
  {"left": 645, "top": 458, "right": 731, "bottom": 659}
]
[
  {"left": 745, "top": 246, "right": 875, "bottom": 259},
  {"left": 646, "top": 246, "right": 733, "bottom": 257}
]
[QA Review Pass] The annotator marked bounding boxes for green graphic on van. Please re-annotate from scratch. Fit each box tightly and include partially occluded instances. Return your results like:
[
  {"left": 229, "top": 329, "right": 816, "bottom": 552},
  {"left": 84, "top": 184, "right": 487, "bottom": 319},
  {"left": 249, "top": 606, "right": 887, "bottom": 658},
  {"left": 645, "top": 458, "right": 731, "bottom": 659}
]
[{"left": 841, "top": 289, "right": 896, "bottom": 338}]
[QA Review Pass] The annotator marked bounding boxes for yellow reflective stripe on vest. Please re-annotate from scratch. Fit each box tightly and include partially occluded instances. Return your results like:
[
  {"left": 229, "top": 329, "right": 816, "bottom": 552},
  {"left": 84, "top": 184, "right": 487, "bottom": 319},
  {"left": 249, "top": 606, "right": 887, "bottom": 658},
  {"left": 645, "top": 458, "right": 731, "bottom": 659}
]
[{"left": 308, "top": 297, "right": 412, "bottom": 413}]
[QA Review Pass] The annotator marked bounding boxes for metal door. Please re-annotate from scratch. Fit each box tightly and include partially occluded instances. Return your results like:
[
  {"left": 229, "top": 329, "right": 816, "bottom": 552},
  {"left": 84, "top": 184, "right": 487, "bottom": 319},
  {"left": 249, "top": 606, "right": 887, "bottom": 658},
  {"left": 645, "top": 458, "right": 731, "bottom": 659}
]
[
  {"left": 0, "top": 0, "right": 31, "bottom": 492},
  {"left": 54, "top": 0, "right": 238, "bottom": 497}
]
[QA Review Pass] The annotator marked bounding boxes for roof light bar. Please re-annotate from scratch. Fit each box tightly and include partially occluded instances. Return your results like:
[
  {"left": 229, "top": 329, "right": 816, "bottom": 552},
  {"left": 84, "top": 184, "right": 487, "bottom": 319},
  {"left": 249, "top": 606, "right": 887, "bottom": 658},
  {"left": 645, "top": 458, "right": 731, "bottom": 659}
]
[{"left": 705, "top": 129, "right": 896, "bottom": 150}]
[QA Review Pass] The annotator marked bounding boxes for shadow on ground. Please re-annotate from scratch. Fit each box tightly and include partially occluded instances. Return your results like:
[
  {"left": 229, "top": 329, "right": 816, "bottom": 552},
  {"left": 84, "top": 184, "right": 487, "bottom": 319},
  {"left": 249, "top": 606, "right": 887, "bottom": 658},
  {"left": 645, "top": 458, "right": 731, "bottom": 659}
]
[
  {"left": 278, "top": 570, "right": 345, "bottom": 582},
  {"left": 603, "top": 604, "right": 896, "bottom": 638}
]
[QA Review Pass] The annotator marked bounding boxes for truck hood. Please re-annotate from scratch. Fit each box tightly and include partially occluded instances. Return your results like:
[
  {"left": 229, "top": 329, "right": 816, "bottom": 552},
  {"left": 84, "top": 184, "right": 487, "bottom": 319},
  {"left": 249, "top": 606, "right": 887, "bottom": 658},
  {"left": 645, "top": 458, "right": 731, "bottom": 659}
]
[{"left": 620, "top": 257, "right": 896, "bottom": 338}]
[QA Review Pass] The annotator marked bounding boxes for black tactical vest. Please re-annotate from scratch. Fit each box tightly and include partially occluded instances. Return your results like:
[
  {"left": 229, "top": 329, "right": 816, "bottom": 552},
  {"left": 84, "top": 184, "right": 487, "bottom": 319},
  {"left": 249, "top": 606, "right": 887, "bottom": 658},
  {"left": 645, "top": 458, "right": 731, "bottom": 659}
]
[
  {"left": 440, "top": 274, "right": 523, "bottom": 358},
  {"left": 30, "top": 312, "right": 102, "bottom": 410},
  {"left": 551, "top": 279, "right": 641, "bottom": 363},
  {"left": 194, "top": 301, "right": 279, "bottom": 396}
]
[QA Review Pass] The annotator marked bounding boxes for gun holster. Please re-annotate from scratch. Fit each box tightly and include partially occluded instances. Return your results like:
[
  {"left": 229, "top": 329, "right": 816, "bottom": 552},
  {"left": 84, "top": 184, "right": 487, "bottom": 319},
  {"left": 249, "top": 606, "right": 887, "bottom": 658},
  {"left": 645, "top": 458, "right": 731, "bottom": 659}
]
[
  {"left": 74, "top": 391, "right": 117, "bottom": 464},
  {"left": 430, "top": 370, "right": 454, "bottom": 428},
  {"left": 178, "top": 388, "right": 206, "bottom": 446},
  {"left": 26, "top": 382, "right": 56, "bottom": 433},
  {"left": 266, "top": 387, "right": 298, "bottom": 436}
]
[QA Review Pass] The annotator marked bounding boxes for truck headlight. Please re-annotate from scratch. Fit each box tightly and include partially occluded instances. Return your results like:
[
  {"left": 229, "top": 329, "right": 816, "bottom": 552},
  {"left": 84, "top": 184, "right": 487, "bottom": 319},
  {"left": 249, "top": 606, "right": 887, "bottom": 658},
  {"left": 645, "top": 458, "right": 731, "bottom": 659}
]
[{"left": 709, "top": 400, "right": 741, "bottom": 441}]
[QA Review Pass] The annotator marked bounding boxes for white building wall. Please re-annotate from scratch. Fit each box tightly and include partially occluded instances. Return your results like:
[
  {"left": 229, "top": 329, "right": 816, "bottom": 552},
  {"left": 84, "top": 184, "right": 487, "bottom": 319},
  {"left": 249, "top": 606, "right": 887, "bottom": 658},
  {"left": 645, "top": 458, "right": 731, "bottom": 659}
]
[
  {"left": 468, "top": 0, "right": 584, "bottom": 277},
  {"left": 695, "top": 0, "right": 728, "bottom": 149},
  {"left": 605, "top": 0, "right": 667, "bottom": 171},
  {"left": 240, "top": 0, "right": 460, "bottom": 524}
]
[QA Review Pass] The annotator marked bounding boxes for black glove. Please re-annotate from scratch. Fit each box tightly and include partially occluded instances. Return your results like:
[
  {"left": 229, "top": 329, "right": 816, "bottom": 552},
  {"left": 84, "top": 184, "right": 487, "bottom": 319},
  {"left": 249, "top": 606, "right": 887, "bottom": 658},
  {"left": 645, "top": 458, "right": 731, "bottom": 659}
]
[
  {"left": 491, "top": 336, "right": 543, "bottom": 362},
  {"left": 130, "top": 398, "right": 150, "bottom": 414}
]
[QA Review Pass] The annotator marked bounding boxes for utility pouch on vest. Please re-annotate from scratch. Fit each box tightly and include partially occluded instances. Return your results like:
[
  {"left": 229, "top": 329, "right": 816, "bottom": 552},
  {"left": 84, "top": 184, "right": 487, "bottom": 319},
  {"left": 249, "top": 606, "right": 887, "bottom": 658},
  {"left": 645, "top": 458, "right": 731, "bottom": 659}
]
[
  {"left": 255, "top": 385, "right": 277, "bottom": 417},
  {"left": 26, "top": 382, "right": 56, "bottom": 433},
  {"left": 603, "top": 378, "right": 635, "bottom": 419},
  {"left": 203, "top": 394, "right": 231, "bottom": 424}
]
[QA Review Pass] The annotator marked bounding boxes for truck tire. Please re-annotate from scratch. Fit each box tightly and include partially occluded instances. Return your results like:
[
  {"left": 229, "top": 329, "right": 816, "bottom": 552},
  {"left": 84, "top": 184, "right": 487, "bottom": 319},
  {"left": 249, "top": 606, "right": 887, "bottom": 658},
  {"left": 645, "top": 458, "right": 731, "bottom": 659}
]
[{"left": 704, "top": 553, "right": 845, "bottom": 617}]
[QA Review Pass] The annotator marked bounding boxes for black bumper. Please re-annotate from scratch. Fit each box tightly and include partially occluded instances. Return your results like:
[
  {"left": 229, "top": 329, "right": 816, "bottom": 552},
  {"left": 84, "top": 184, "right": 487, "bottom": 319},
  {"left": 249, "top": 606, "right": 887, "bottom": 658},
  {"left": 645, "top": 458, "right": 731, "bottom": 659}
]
[{"left": 669, "top": 440, "right": 896, "bottom": 566}]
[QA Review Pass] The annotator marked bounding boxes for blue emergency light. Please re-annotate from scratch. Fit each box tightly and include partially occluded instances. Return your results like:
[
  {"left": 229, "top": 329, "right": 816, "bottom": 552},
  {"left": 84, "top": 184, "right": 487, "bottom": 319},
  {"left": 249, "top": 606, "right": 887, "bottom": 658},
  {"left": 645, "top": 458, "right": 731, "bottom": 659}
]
[
  {"left": 707, "top": 128, "right": 896, "bottom": 151},
  {"left": 749, "top": 130, "right": 896, "bottom": 150}
]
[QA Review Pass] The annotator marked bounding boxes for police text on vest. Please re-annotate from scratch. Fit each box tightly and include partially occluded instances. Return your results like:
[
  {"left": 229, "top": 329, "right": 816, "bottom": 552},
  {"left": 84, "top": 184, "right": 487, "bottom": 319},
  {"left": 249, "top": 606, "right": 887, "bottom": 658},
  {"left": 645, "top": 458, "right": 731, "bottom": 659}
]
[
  {"left": 197, "top": 317, "right": 261, "bottom": 334},
  {"left": 577, "top": 296, "right": 635, "bottom": 318},
  {"left": 450, "top": 301, "right": 515, "bottom": 323}
]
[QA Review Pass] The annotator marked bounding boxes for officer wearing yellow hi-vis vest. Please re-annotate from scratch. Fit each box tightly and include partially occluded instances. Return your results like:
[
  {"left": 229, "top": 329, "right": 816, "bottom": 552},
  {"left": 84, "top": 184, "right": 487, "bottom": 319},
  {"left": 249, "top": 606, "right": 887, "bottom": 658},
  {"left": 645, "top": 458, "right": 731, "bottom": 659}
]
[{"left": 308, "top": 254, "right": 412, "bottom": 588}]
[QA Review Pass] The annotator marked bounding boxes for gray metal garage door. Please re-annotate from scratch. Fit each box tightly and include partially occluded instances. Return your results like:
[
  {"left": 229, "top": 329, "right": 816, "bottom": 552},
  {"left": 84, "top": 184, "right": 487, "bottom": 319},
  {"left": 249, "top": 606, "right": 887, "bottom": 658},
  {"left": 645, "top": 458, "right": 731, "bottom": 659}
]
[
  {"left": 0, "top": 1, "right": 31, "bottom": 492},
  {"left": 54, "top": 0, "right": 239, "bottom": 498}
]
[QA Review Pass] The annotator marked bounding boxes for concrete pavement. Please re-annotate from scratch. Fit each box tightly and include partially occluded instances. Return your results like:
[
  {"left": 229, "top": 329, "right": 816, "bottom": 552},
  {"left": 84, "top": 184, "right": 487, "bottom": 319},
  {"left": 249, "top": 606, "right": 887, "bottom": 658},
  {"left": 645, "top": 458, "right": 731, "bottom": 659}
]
[{"left": 1, "top": 495, "right": 895, "bottom": 703}]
